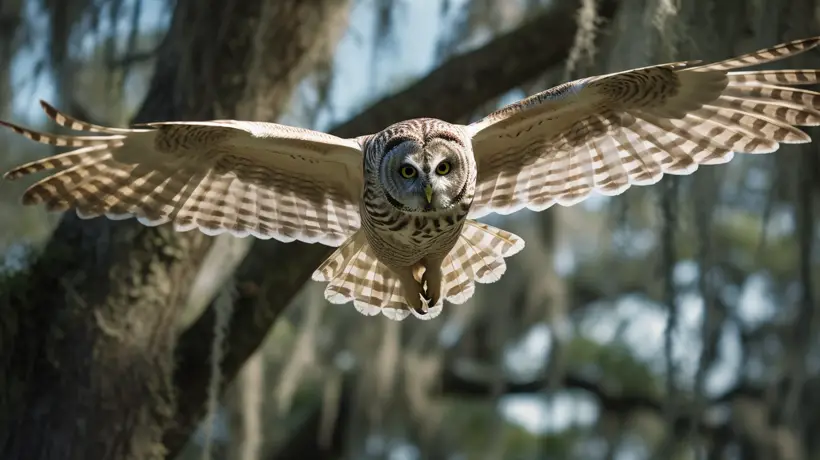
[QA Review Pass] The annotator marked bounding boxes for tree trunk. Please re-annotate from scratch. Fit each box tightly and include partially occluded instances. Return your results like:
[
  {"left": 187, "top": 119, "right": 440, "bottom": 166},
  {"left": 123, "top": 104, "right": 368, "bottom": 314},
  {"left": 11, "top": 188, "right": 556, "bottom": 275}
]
[{"left": 0, "top": 1, "right": 350, "bottom": 459}]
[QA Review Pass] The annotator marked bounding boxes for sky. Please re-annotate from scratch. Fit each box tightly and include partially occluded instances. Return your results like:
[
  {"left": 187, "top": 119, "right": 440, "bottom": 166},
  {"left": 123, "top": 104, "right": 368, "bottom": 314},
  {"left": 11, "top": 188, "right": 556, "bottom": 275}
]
[{"left": 4, "top": 0, "right": 779, "bottom": 454}]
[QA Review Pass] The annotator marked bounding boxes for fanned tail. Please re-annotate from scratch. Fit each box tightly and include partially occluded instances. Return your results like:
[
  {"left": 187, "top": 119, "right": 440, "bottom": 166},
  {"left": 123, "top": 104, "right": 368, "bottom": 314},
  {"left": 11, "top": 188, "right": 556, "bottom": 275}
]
[
  {"left": 312, "top": 231, "right": 442, "bottom": 321},
  {"left": 439, "top": 220, "right": 525, "bottom": 303},
  {"left": 312, "top": 222, "right": 524, "bottom": 321}
]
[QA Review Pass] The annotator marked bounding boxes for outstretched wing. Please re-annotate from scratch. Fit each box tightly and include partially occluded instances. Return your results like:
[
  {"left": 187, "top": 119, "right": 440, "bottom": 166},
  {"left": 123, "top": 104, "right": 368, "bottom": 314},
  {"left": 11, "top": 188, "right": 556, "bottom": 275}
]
[
  {"left": 466, "top": 36, "right": 820, "bottom": 219},
  {"left": 2, "top": 101, "right": 364, "bottom": 246}
]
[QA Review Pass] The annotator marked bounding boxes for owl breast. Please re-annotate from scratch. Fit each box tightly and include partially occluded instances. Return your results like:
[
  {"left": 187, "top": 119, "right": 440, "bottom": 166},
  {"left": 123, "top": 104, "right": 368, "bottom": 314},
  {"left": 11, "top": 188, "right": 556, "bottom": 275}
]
[{"left": 360, "top": 195, "right": 472, "bottom": 268}]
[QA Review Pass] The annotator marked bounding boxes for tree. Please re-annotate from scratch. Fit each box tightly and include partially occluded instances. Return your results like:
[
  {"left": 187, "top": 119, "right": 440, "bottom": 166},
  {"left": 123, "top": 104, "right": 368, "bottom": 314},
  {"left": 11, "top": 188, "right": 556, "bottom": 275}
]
[
  {"left": 0, "top": 1, "right": 352, "bottom": 458},
  {"left": 1, "top": 0, "right": 818, "bottom": 458}
]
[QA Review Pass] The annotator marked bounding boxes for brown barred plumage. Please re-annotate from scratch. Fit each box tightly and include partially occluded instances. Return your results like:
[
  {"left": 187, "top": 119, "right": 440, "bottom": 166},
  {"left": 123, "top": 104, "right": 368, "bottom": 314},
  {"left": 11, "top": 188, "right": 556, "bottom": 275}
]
[
  {"left": 466, "top": 36, "right": 820, "bottom": 218},
  {"left": 4, "top": 37, "right": 820, "bottom": 320}
]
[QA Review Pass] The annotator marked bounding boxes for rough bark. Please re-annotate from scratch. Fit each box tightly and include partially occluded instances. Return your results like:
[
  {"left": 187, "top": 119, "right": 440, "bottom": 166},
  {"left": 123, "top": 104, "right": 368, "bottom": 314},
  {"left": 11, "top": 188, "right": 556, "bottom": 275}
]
[
  {"left": 169, "top": 0, "right": 621, "bottom": 454},
  {"left": 0, "top": 1, "right": 350, "bottom": 459}
]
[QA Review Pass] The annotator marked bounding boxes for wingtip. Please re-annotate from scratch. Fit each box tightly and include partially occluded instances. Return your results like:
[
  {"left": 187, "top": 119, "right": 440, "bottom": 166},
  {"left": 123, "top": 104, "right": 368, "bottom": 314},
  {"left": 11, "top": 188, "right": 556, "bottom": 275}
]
[
  {"left": 782, "top": 35, "right": 820, "bottom": 54},
  {"left": 39, "top": 99, "right": 57, "bottom": 114},
  {"left": 798, "top": 35, "right": 820, "bottom": 48},
  {"left": 38, "top": 99, "right": 74, "bottom": 125},
  {"left": 0, "top": 119, "right": 24, "bottom": 134}
]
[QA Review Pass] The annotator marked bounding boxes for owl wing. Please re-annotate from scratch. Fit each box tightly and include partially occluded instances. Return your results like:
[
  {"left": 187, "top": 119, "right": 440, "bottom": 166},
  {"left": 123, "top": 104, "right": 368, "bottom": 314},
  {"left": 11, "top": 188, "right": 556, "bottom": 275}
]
[
  {"left": 466, "top": 36, "right": 820, "bottom": 219},
  {"left": 2, "top": 101, "right": 364, "bottom": 246}
]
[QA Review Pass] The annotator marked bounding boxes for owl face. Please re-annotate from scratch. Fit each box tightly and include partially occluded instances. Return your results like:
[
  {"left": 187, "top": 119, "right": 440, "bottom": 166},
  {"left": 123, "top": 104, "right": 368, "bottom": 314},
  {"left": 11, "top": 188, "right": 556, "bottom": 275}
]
[{"left": 379, "top": 135, "right": 469, "bottom": 214}]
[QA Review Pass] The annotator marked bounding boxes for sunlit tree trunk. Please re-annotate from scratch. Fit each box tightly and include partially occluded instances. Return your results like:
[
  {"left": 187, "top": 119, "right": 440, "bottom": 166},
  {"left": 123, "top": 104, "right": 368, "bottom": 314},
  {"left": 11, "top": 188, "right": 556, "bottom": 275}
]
[{"left": 0, "top": 1, "right": 351, "bottom": 458}]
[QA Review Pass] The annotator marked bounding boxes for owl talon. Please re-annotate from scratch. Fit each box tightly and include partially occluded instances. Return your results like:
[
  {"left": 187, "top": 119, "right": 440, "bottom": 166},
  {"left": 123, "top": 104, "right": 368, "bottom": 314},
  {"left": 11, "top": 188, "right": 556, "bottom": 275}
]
[
  {"left": 408, "top": 293, "right": 437, "bottom": 318},
  {"left": 420, "top": 267, "right": 442, "bottom": 311},
  {"left": 409, "top": 294, "right": 444, "bottom": 320},
  {"left": 423, "top": 294, "right": 439, "bottom": 310},
  {"left": 411, "top": 293, "right": 431, "bottom": 316}
]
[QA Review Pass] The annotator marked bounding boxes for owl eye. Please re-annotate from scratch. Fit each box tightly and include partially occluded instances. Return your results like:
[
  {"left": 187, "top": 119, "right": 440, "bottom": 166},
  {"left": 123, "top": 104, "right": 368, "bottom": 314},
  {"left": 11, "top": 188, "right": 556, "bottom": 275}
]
[
  {"left": 400, "top": 165, "right": 417, "bottom": 179},
  {"left": 435, "top": 161, "right": 451, "bottom": 175}
]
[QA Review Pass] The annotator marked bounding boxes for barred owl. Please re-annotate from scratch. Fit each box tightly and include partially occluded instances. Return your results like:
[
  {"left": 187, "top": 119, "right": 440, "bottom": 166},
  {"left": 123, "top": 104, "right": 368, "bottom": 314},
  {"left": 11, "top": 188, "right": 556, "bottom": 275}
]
[{"left": 3, "top": 37, "right": 820, "bottom": 320}]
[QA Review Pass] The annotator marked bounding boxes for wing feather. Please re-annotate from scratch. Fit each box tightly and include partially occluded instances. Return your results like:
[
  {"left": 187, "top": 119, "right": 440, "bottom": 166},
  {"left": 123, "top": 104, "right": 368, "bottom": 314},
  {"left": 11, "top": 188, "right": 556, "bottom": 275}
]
[
  {"left": 727, "top": 70, "right": 820, "bottom": 86},
  {"left": 2, "top": 100, "right": 364, "bottom": 246},
  {"left": 612, "top": 129, "right": 663, "bottom": 186},
  {"left": 690, "top": 37, "right": 820, "bottom": 71},
  {"left": 467, "top": 36, "right": 820, "bottom": 219}
]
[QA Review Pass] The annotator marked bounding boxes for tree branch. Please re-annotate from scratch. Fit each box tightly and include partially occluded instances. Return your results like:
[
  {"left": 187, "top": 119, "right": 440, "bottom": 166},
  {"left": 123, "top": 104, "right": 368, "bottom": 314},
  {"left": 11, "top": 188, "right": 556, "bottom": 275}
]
[
  {"left": 332, "top": 0, "right": 619, "bottom": 137},
  {"left": 170, "top": 0, "right": 622, "bottom": 454}
]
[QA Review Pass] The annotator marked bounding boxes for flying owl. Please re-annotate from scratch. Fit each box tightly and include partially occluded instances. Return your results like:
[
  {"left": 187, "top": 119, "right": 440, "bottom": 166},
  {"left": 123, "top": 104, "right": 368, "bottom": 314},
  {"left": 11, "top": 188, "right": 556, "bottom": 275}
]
[{"left": 3, "top": 37, "right": 820, "bottom": 320}]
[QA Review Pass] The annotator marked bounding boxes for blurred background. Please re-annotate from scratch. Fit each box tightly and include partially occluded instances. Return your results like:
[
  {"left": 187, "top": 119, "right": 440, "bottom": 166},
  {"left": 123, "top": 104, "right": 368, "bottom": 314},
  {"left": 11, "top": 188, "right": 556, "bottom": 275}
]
[{"left": 0, "top": 0, "right": 818, "bottom": 459}]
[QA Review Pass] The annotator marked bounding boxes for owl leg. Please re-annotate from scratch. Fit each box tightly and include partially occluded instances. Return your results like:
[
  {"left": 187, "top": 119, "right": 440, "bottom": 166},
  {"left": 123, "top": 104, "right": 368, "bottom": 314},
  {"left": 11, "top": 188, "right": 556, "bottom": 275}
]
[
  {"left": 395, "top": 268, "right": 427, "bottom": 314},
  {"left": 420, "top": 261, "right": 442, "bottom": 310}
]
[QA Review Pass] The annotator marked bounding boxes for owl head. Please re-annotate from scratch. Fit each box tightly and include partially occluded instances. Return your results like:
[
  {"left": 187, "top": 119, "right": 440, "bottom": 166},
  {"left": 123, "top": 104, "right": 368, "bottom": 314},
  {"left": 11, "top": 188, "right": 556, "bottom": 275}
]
[{"left": 377, "top": 120, "right": 474, "bottom": 214}]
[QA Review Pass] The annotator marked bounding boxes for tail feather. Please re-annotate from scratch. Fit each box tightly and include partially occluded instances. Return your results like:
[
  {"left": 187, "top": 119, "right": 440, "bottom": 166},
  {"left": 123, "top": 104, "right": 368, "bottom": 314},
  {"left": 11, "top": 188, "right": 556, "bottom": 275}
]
[
  {"left": 312, "top": 222, "right": 524, "bottom": 320},
  {"left": 312, "top": 232, "right": 442, "bottom": 321},
  {"left": 440, "top": 220, "right": 524, "bottom": 304}
]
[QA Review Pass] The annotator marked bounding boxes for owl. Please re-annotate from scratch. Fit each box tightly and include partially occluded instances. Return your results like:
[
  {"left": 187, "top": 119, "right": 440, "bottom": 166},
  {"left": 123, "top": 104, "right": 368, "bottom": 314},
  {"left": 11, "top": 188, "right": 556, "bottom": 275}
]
[{"left": 3, "top": 37, "right": 820, "bottom": 320}]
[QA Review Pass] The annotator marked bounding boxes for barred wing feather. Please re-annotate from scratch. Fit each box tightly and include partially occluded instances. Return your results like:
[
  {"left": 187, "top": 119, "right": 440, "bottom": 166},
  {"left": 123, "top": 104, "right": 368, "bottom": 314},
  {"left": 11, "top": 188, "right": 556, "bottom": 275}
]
[
  {"left": 2, "top": 101, "right": 364, "bottom": 246},
  {"left": 466, "top": 36, "right": 820, "bottom": 219}
]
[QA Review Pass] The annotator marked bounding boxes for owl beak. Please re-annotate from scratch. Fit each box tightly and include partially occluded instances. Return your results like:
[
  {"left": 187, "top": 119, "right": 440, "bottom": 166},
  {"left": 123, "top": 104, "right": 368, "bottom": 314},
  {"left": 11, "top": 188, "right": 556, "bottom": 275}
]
[{"left": 424, "top": 184, "right": 433, "bottom": 204}]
